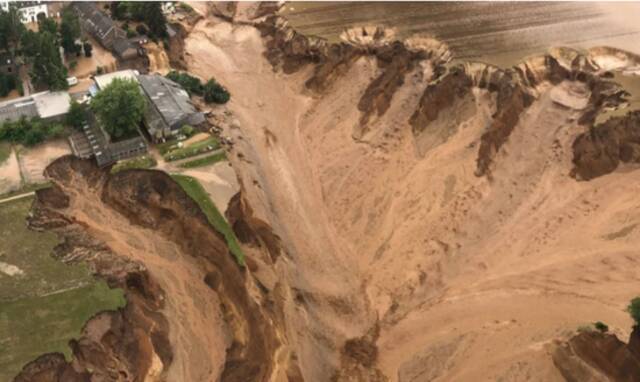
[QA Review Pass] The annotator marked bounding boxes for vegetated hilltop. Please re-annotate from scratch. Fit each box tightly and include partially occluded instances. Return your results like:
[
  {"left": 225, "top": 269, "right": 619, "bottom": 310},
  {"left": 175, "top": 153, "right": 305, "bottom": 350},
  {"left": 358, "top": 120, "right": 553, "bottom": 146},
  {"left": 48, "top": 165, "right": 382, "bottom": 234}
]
[{"left": 14, "top": 2, "right": 640, "bottom": 382}]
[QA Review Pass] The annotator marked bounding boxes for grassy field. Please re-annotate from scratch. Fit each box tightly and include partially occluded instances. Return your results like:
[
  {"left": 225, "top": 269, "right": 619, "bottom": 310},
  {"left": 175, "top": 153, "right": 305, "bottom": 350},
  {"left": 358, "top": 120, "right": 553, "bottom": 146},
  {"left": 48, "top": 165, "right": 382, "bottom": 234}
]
[
  {"left": 163, "top": 136, "right": 220, "bottom": 162},
  {"left": 0, "top": 142, "right": 11, "bottom": 165},
  {"left": 0, "top": 283, "right": 125, "bottom": 380},
  {"left": 171, "top": 175, "right": 245, "bottom": 266},
  {"left": 111, "top": 155, "right": 157, "bottom": 174},
  {"left": 178, "top": 151, "right": 226, "bottom": 168},
  {"left": 0, "top": 197, "right": 125, "bottom": 381}
]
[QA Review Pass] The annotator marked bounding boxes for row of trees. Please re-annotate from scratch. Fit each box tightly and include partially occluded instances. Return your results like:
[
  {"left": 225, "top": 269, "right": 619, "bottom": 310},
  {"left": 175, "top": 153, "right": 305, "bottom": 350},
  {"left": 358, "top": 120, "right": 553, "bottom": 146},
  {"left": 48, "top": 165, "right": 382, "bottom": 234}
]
[
  {"left": 0, "top": 7, "right": 23, "bottom": 53},
  {"left": 110, "top": 2, "right": 168, "bottom": 40},
  {"left": 0, "top": 117, "right": 65, "bottom": 146},
  {"left": 165, "top": 71, "right": 231, "bottom": 104},
  {"left": 0, "top": 5, "right": 86, "bottom": 91},
  {"left": 21, "top": 29, "right": 68, "bottom": 90}
]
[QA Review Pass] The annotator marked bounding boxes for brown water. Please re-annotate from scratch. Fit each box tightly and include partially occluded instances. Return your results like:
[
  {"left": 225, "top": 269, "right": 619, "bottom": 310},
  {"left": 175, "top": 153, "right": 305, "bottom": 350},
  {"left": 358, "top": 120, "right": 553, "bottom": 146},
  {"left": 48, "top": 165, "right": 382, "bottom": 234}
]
[{"left": 281, "top": 2, "right": 640, "bottom": 67}]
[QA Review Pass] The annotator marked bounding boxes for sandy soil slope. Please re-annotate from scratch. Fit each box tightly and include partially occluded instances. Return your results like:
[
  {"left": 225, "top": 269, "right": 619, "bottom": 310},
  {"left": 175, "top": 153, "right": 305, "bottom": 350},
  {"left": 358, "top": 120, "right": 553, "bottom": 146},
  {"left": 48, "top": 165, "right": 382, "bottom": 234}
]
[
  {"left": 181, "top": 7, "right": 640, "bottom": 381},
  {"left": 0, "top": 148, "right": 21, "bottom": 194},
  {"left": 48, "top": 160, "right": 228, "bottom": 381},
  {"left": 18, "top": 140, "right": 71, "bottom": 184}
]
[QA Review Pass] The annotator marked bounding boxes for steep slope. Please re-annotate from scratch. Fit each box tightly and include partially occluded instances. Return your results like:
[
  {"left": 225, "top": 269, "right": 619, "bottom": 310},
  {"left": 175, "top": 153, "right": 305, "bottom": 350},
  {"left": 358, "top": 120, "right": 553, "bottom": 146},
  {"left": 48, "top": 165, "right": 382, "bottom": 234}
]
[
  {"left": 182, "top": 6, "right": 640, "bottom": 381},
  {"left": 15, "top": 157, "right": 280, "bottom": 382}
]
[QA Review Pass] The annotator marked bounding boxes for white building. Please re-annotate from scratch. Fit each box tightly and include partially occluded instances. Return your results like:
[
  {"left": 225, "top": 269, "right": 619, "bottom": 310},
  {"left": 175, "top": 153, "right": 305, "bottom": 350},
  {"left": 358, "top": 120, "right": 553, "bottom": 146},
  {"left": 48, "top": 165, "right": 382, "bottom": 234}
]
[{"left": 0, "top": 1, "right": 48, "bottom": 23}]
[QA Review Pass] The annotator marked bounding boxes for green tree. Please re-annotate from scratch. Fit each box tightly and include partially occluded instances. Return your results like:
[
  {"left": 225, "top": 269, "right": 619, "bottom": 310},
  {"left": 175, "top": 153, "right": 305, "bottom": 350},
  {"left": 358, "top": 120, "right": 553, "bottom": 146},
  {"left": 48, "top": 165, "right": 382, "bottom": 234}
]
[
  {"left": 143, "top": 2, "right": 168, "bottom": 39},
  {"left": 83, "top": 41, "right": 93, "bottom": 57},
  {"left": 28, "top": 31, "right": 68, "bottom": 90},
  {"left": 180, "top": 125, "right": 194, "bottom": 137},
  {"left": 0, "top": 6, "right": 25, "bottom": 53},
  {"left": 594, "top": 321, "right": 609, "bottom": 333},
  {"left": 116, "top": 2, "right": 167, "bottom": 39},
  {"left": 204, "top": 79, "right": 230, "bottom": 104},
  {"left": 91, "top": 78, "right": 146, "bottom": 140},
  {"left": 38, "top": 16, "right": 58, "bottom": 35},
  {"left": 60, "top": 6, "right": 81, "bottom": 56},
  {"left": 166, "top": 71, "right": 203, "bottom": 96},
  {"left": 20, "top": 30, "right": 40, "bottom": 57},
  {"left": 0, "top": 117, "right": 64, "bottom": 146},
  {"left": 0, "top": 73, "right": 17, "bottom": 97},
  {"left": 65, "top": 100, "right": 88, "bottom": 130},
  {"left": 628, "top": 297, "right": 640, "bottom": 326}
]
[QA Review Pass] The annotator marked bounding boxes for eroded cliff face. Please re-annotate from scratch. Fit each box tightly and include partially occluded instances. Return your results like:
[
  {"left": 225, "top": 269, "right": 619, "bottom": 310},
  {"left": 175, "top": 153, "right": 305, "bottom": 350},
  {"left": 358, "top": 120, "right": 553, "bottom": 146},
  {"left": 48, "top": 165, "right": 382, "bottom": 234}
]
[
  {"left": 255, "top": 12, "right": 636, "bottom": 179},
  {"left": 572, "top": 111, "right": 640, "bottom": 180},
  {"left": 553, "top": 328, "right": 640, "bottom": 382},
  {"left": 15, "top": 156, "right": 282, "bottom": 382},
  {"left": 179, "top": 6, "right": 640, "bottom": 380},
  {"left": 17, "top": 4, "right": 640, "bottom": 381}
]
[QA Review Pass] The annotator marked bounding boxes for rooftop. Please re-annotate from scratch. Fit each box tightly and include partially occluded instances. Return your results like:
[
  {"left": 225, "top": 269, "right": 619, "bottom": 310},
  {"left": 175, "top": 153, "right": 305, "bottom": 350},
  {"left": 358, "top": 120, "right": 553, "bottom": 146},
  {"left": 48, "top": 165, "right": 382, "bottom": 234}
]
[
  {"left": 93, "top": 69, "right": 140, "bottom": 90},
  {"left": 73, "top": 2, "right": 119, "bottom": 40},
  {"left": 69, "top": 113, "right": 147, "bottom": 167},
  {"left": 137, "top": 74, "right": 205, "bottom": 130},
  {"left": 34, "top": 91, "right": 71, "bottom": 119},
  {"left": 112, "top": 38, "right": 137, "bottom": 57},
  {"left": 0, "top": 91, "right": 70, "bottom": 123}
]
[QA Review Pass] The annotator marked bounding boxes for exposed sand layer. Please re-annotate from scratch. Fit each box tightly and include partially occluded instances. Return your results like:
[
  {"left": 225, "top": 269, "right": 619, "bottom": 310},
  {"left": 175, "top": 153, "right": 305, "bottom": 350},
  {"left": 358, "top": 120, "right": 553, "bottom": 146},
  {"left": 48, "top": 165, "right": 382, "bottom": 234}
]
[
  {"left": 18, "top": 140, "right": 71, "bottom": 184},
  {"left": 0, "top": 148, "right": 21, "bottom": 194},
  {"left": 180, "top": 8, "right": 640, "bottom": 381}
]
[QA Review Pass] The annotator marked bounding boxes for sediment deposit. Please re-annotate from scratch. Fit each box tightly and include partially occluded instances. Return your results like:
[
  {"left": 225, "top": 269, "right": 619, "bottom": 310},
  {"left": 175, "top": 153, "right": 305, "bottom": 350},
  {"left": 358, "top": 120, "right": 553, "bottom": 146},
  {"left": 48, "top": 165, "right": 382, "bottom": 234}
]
[{"left": 16, "top": 2, "right": 640, "bottom": 381}]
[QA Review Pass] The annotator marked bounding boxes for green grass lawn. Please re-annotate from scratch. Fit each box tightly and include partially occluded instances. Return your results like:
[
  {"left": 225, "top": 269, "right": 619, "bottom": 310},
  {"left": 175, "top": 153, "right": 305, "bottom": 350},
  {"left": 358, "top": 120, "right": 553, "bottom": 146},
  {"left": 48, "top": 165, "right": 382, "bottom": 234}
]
[
  {"left": 0, "top": 283, "right": 125, "bottom": 380},
  {"left": 178, "top": 151, "right": 226, "bottom": 169},
  {"left": 156, "top": 138, "right": 183, "bottom": 156},
  {"left": 0, "top": 142, "right": 11, "bottom": 165},
  {"left": 163, "top": 136, "right": 220, "bottom": 162},
  {"left": 171, "top": 175, "right": 245, "bottom": 266},
  {"left": 0, "top": 197, "right": 125, "bottom": 381},
  {"left": 111, "top": 155, "right": 157, "bottom": 174}
]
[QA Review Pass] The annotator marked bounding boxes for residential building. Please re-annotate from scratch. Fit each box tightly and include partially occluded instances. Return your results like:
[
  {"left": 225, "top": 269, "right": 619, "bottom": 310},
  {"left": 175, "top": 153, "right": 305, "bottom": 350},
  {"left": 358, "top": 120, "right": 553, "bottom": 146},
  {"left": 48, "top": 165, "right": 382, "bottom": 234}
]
[
  {"left": 90, "top": 69, "right": 139, "bottom": 96},
  {"left": 113, "top": 39, "right": 139, "bottom": 61},
  {"left": 72, "top": 2, "right": 126, "bottom": 50},
  {"left": 0, "top": 91, "right": 70, "bottom": 124},
  {"left": 136, "top": 74, "right": 205, "bottom": 142},
  {"left": 0, "top": 1, "right": 48, "bottom": 23},
  {"left": 72, "top": 3, "right": 149, "bottom": 72},
  {"left": 68, "top": 113, "right": 147, "bottom": 168}
]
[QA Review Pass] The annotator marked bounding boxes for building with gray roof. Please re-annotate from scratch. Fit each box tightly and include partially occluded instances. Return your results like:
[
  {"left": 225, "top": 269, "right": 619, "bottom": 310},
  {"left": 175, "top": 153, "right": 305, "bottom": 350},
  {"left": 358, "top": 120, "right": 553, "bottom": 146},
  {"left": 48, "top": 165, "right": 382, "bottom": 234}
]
[
  {"left": 73, "top": 3, "right": 126, "bottom": 50},
  {"left": 68, "top": 113, "right": 147, "bottom": 167},
  {"left": 136, "top": 74, "right": 205, "bottom": 142},
  {"left": 0, "top": 91, "right": 70, "bottom": 124}
]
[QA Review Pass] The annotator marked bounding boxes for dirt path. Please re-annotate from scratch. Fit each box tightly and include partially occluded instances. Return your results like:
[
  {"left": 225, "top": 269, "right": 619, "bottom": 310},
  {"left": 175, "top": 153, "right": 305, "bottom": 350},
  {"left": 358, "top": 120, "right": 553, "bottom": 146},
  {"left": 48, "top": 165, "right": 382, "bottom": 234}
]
[{"left": 0, "top": 192, "right": 35, "bottom": 205}]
